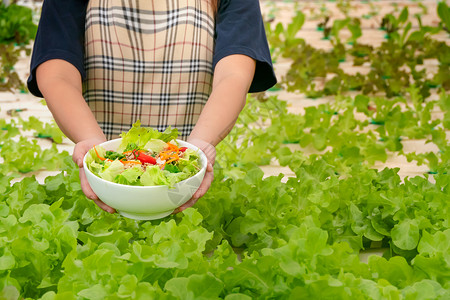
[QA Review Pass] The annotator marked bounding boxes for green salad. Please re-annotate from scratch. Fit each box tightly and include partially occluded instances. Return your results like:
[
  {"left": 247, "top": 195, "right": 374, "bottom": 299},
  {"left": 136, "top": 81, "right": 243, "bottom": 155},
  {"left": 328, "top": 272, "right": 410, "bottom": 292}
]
[{"left": 85, "top": 122, "right": 201, "bottom": 187}]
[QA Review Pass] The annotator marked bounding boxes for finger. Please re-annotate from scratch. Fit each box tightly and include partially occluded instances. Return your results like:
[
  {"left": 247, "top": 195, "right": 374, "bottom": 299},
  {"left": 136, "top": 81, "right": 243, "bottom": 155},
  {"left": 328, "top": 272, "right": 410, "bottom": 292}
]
[
  {"left": 79, "top": 167, "right": 98, "bottom": 200},
  {"left": 176, "top": 168, "right": 214, "bottom": 213},
  {"left": 72, "top": 146, "right": 83, "bottom": 167},
  {"left": 79, "top": 168, "right": 115, "bottom": 213},
  {"left": 187, "top": 138, "right": 216, "bottom": 165},
  {"left": 191, "top": 171, "right": 214, "bottom": 201},
  {"left": 73, "top": 143, "right": 90, "bottom": 167},
  {"left": 80, "top": 162, "right": 116, "bottom": 214},
  {"left": 193, "top": 164, "right": 214, "bottom": 197},
  {"left": 93, "top": 198, "right": 116, "bottom": 214},
  {"left": 171, "top": 159, "right": 214, "bottom": 215},
  {"left": 73, "top": 140, "right": 101, "bottom": 167},
  {"left": 174, "top": 198, "right": 196, "bottom": 214},
  {"left": 80, "top": 167, "right": 116, "bottom": 213}
]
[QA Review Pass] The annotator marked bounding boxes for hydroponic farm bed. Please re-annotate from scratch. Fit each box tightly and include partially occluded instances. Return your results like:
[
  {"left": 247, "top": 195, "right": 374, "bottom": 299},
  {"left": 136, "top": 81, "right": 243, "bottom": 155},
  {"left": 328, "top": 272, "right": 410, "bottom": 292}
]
[{"left": 0, "top": 0, "right": 449, "bottom": 299}]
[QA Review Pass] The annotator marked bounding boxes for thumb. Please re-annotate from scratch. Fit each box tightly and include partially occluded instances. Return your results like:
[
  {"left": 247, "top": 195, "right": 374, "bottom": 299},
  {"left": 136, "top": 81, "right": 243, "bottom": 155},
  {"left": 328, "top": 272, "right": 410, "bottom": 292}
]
[
  {"left": 72, "top": 149, "right": 84, "bottom": 168},
  {"left": 72, "top": 136, "right": 107, "bottom": 168},
  {"left": 77, "top": 158, "right": 84, "bottom": 168},
  {"left": 73, "top": 143, "right": 91, "bottom": 168}
]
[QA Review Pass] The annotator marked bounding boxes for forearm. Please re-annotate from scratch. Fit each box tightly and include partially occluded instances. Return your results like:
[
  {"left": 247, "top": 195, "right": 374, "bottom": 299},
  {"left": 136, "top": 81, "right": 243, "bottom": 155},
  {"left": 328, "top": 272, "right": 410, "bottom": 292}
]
[
  {"left": 36, "top": 59, "right": 105, "bottom": 143},
  {"left": 188, "top": 76, "right": 247, "bottom": 146},
  {"left": 189, "top": 55, "right": 255, "bottom": 146}
]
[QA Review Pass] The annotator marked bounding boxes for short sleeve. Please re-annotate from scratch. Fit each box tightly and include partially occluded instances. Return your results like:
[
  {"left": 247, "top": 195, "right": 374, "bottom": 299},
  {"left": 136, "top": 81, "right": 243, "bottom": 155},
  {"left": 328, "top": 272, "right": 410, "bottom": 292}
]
[
  {"left": 213, "top": 0, "right": 277, "bottom": 93},
  {"left": 27, "top": 0, "right": 88, "bottom": 97}
]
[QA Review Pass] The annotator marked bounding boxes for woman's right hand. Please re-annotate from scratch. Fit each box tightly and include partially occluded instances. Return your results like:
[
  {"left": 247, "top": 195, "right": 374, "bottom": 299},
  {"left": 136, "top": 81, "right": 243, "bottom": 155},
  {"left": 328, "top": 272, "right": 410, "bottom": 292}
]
[{"left": 72, "top": 137, "right": 116, "bottom": 214}]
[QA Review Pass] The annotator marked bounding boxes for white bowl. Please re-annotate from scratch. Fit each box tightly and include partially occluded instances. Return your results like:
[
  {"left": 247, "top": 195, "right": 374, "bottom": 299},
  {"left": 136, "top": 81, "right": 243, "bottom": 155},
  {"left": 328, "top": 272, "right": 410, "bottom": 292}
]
[{"left": 83, "top": 138, "right": 207, "bottom": 220}]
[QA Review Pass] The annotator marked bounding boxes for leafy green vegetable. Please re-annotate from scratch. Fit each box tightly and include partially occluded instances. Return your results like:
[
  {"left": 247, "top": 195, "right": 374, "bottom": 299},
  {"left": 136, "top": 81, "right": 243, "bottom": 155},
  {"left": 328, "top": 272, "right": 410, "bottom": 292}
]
[
  {"left": 0, "top": 3, "right": 37, "bottom": 92},
  {"left": 0, "top": 3, "right": 37, "bottom": 44},
  {"left": 1, "top": 2, "right": 449, "bottom": 299},
  {"left": 140, "top": 165, "right": 170, "bottom": 186},
  {"left": 104, "top": 150, "right": 125, "bottom": 161},
  {"left": 86, "top": 123, "right": 200, "bottom": 187},
  {"left": 118, "top": 121, "right": 179, "bottom": 152},
  {"left": 265, "top": 2, "right": 448, "bottom": 99},
  {"left": 438, "top": 2, "right": 450, "bottom": 33}
]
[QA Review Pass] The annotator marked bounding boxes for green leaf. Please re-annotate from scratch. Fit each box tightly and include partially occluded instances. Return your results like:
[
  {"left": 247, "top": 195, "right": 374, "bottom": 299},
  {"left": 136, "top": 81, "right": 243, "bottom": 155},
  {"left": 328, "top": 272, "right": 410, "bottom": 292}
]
[
  {"left": 40, "top": 291, "right": 77, "bottom": 300},
  {"left": 0, "top": 247, "right": 15, "bottom": 270},
  {"left": 391, "top": 219, "right": 420, "bottom": 250},
  {"left": 402, "top": 279, "right": 449, "bottom": 300},
  {"left": 224, "top": 294, "right": 252, "bottom": 300},
  {"left": 0, "top": 285, "right": 20, "bottom": 300},
  {"left": 407, "top": 31, "right": 424, "bottom": 43},
  {"left": 118, "top": 120, "right": 178, "bottom": 151},
  {"left": 286, "top": 11, "right": 305, "bottom": 40},
  {"left": 412, "top": 255, "right": 450, "bottom": 286},
  {"left": 417, "top": 230, "right": 450, "bottom": 257},
  {"left": 165, "top": 273, "right": 223, "bottom": 300},
  {"left": 438, "top": 2, "right": 450, "bottom": 32},
  {"left": 354, "top": 95, "right": 370, "bottom": 114},
  {"left": 77, "top": 284, "right": 109, "bottom": 300},
  {"left": 368, "top": 256, "right": 416, "bottom": 288},
  {"left": 398, "top": 7, "right": 409, "bottom": 24},
  {"left": 117, "top": 274, "right": 138, "bottom": 297}
]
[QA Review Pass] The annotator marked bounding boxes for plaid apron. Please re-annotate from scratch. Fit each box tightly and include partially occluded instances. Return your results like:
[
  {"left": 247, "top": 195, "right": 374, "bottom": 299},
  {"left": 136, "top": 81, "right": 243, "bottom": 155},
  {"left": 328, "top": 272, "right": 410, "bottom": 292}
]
[{"left": 83, "top": 0, "right": 215, "bottom": 140}]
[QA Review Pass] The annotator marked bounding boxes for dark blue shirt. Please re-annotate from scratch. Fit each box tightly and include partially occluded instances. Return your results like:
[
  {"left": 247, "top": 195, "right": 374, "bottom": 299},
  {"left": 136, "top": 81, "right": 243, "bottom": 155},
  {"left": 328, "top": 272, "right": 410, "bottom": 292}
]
[{"left": 27, "top": 0, "right": 277, "bottom": 97}]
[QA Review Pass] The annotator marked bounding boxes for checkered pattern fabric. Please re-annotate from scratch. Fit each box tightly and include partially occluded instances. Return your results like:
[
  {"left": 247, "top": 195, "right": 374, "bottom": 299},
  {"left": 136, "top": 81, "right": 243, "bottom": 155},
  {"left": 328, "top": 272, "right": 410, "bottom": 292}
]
[{"left": 83, "top": 0, "right": 215, "bottom": 140}]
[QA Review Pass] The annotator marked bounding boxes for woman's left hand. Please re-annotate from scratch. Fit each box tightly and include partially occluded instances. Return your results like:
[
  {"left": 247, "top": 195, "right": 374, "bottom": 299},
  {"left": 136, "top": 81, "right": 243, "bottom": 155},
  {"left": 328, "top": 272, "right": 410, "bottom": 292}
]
[{"left": 172, "top": 138, "right": 216, "bottom": 214}]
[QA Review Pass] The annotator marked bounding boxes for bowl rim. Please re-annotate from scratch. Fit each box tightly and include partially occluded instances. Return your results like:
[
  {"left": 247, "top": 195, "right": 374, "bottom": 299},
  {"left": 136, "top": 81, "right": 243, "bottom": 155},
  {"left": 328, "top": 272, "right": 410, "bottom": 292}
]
[{"left": 83, "top": 138, "right": 207, "bottom": 189}]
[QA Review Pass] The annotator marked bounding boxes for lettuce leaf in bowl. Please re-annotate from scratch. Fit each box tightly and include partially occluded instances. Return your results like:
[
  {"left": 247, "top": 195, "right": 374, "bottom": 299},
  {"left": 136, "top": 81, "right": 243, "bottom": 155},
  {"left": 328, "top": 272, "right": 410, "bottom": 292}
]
[
  {"left": 85, "top": 122, "right": 201, "bottom": 188},
  {"left": 140, "top": 165, "right": 170, "bottom": 186},
  {"left": 118, "top": 121, "right": 179, "bottom": 152}
]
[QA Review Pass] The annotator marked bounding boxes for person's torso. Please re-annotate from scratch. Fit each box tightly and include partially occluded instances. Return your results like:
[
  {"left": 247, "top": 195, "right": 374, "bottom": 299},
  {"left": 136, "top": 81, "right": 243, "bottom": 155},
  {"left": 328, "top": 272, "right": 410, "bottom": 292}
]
[{"left": 83, "top": 0, "right": 215, "bottom": 140}]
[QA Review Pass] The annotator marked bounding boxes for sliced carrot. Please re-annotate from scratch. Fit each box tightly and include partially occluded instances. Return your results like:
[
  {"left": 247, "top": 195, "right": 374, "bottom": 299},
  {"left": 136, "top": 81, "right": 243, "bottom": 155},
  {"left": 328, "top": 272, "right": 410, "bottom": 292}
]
[
  {"left": 94, "top": 146, "right": 108, "bottom": 161},
  {"left": 120, "top": 160, "right": 142, "bottom": 165},
  {"left": 167, "top": 142, "right": 179, "bottom": 151},
  {"left": 159, "top": 150, "right": 173, "bottom": 161},
  {"left": 165, "top": 153, "right": 180, "bottom": 164},
  {"left": 123, "top": 149, "right": 145, "bottom": 153},
  {"left": 158, "top": 144, "right": 183, "bottom": 164}
]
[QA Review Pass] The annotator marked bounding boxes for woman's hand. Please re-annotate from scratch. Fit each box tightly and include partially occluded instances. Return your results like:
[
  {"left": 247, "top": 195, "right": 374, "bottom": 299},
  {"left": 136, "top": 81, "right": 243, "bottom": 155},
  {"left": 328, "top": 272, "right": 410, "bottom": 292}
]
[
  {"left": 72, "top": 137, "right": 116, "bottom": 214},
  {"left": 172, "top": 138, "right": 216, "bottom": 214}
]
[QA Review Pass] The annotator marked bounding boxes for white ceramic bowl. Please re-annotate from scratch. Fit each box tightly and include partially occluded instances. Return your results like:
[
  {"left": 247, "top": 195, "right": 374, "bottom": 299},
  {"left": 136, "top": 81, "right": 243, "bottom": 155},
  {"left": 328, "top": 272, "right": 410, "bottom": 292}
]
[{"left": 83, "top": 138, "right": 207, "bottom": 220}]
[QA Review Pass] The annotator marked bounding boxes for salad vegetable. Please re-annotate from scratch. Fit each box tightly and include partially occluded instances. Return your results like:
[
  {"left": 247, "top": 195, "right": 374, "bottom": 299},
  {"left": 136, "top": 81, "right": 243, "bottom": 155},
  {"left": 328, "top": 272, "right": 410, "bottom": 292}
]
[{"left": 85, "top": 121, "right": 201, "bottom": 187}]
